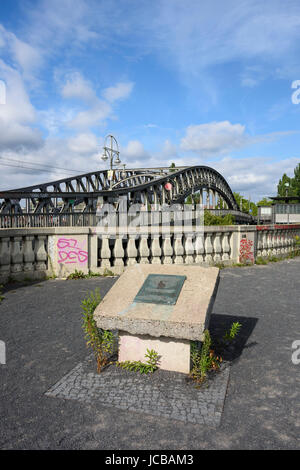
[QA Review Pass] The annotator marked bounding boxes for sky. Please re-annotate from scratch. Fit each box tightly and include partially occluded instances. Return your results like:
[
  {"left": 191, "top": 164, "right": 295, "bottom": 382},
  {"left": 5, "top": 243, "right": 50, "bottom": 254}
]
[{"left": 0, "top": 0, "right": 300, "bottom": 201}]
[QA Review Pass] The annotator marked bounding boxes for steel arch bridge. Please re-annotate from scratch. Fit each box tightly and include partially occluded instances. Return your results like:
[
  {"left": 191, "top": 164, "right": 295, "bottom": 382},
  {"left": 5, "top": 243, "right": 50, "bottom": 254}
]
[{"left": 0, "top": 165, "right": 253, "bottom": 222}]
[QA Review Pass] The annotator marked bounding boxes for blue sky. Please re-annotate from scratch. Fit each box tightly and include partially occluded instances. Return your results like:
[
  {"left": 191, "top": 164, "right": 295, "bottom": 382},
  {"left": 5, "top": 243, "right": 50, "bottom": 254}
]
[{"left": 0, "top": 0, "right": 300, "bottom": 200}]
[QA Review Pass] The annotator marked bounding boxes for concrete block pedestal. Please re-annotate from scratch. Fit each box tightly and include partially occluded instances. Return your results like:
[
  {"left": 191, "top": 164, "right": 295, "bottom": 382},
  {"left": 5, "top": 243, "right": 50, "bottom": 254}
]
[
  {"left": 94, "top": 264, "right": 219, "bottom": 374},
  {"left": 118, "top": 331, "right": 191, "bottom": 374}
]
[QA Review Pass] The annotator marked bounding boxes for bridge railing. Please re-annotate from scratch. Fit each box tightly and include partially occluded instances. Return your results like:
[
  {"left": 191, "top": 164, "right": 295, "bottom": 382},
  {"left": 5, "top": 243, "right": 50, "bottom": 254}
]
[
  {"left": 0, "top": 224, "right": 299, "bottom": 283},
  {"left": 0, "top": 209, "right": 253, "bottom": 229},
  {"left": 0, "top": 213, "right": 98, "bottom": 229}
]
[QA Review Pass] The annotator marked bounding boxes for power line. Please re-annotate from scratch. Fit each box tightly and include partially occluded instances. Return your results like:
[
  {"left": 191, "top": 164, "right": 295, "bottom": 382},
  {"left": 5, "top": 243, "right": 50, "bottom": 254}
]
[
  {"left": 0, "top": 155, "right": 86, "bottom": 175},
  {"left": 0, "top": 161, "right": 76, "bottom": 176}
]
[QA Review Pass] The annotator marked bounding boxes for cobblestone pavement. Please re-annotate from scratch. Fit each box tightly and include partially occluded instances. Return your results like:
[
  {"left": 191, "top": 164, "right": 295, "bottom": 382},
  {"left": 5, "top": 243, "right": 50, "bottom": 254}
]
[{"left": 45, "top": 353, "right": 230, "bottom": 426}]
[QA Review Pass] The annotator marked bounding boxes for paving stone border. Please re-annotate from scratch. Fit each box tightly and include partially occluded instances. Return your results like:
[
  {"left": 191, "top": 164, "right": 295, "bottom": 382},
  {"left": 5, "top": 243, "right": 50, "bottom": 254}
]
[{"left": 45, "top": 353, "right": 230, "bottom": 426}]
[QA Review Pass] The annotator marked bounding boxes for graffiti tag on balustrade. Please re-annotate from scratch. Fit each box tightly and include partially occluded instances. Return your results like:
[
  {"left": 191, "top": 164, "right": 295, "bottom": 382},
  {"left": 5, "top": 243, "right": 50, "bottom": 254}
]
[
  {"left": 57, "top": 238, "right": 88, "bottom": 265},
  {"left": 239, "top": 238, "right": 254, "bottom": 264}
]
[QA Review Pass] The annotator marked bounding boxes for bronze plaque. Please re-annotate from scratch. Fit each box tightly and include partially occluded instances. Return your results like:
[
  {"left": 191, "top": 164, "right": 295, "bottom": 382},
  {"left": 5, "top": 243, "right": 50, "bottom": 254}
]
[{"left": 134, "top": 274, "right": 186, "bottom": 305}]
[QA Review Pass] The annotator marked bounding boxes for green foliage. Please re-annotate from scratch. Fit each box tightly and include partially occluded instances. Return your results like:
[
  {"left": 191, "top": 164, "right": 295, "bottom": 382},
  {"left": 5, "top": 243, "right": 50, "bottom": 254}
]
[
  {"left": 67, "top": 269, "right": 86, "bottom": 280},
  {"left": 277, "top": 164, "right": 300, "bottom": 200},
  {"left": 255, "top": 256, "right": 268, "bottom": 265},
  {"left": 223, "top": 322, "right": 242, "bottom": 343},
  {"left": 101, "top": 268, "right": 115, "bottom": 277},
  {"left": 233, "top": 192, "right": 256, "bottom": 214},
  {"left": 67, "top": 269, "right": 115, "bottom": 280},
  {"left": 257, "top": 197, "right": 273, "bottom": 207},
  {"left": 293, "top": 163, "right": 300, "bottom": 198},
  {"left": 190, "top": 330, "right": 222, "bottom": 384},
  {"left": 116, "top": 348, "right": 159, "bottom": 374},
  {"left": 81, "top": 288, "right": 115, "bottom": 373},
  {"left": 169, "top": 162, "right": 176, "bottom": 173},
  {"left": 204, "top": 209, "right": 235, "bottom": 226}
]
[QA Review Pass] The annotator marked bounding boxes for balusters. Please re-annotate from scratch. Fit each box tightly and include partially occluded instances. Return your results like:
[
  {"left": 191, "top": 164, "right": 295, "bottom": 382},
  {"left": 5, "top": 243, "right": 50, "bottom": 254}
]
[
  {"left": 139, "top": 235, "right": 150, "bottom": 264},
  {"left": 222, "top": 232, "right": 230, "bottom": 261},
  {"left": 11, "top": 236, "right": 23, "bottom": 273},
  {"left": 262, "top": 231, "right": 268, "bottom": 257},
  {"left": 100, "top": 236, "right": 111, "bottom": 268},
  {"left": 204, "top": 233, "right": 213, "bottom": 263},
  {"left": 0, "top": 237, "right": 10, "bottom": 278},
  {"left": 150, "top": 236, "right": 161, "bottom": 264},
  {"left": 213, "top": 232, "right": 222, "bottom": 262},
  {"left": 113, "top": 237, "right": 124, "bottom": 267},
  {"left": 173, "top": 234, "right": 184, "bottom": 264},
  {"left": 184, "top": 233, "right": 195, "bottom": 264},
  {"left": 126, "top": 235, "right": 138, "bottom": 266},
  {"left": 35, "top": 235, "right": 47, "bottom": 271},
  {"left": 23, "top": 235, "right": 35, "bottom": 272},
  {"left": 162, "top": 235, "right": 173, "bottom": 264},
  {"left": 195, "top": 234, "right": 205, "bottom": 263}
]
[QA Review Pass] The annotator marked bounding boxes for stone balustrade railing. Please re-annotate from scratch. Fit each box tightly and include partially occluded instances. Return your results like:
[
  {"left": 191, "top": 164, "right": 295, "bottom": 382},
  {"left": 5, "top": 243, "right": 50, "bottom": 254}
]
[{"left": 0, "top": 224, "right": 299, "bottom": 283}]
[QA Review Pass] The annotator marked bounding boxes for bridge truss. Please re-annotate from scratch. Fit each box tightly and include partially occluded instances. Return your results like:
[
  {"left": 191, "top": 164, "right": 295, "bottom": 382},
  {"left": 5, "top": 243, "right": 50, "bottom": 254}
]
[{"left": 0, "top": 165, "right": 254, "bottom": 223}]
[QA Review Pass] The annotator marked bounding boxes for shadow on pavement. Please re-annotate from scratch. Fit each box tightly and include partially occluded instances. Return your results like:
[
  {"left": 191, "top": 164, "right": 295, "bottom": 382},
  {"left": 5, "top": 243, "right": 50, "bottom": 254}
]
[{"left": 208, "top": 313, "right": 258, "bottom": 362}]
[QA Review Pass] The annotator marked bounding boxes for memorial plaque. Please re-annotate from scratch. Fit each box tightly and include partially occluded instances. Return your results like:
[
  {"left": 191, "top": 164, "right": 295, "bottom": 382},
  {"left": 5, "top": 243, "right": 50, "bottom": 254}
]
[{"left": 134, "top": 274, "right": 186, "bottom": 305}]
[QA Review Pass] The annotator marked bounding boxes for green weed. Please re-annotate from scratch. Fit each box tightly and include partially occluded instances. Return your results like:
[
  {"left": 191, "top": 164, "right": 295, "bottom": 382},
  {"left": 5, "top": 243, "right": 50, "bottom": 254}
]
[
  {"left": 116, "top": 349, "right": 159, "bottom": 375},
  {"left": 81, "top": 288, "right": 115, "bottom": 373}
]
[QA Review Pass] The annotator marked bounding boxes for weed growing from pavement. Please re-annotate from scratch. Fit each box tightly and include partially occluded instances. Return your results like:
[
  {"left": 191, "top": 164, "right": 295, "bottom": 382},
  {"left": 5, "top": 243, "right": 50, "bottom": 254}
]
[
  {"left": 67, "top": 269, "right": 115, "bottom": 280},
  {"left": 116, "top": 349, "right": 159, "bottom": 375},
  {"left": 190, "top": 330, "right": 222, "bottom": 385},
  {"left": 190, "top": 322, "right": 242, "bottom": 387},
  {"left": 81, "top": 288, "right": 115, "bottom": 373},
  {"left": 223, "top": 322, "right": 242, "bottom": 343},
  {"left": 0, "top": 285, "right": 4, "bottom": 302}
]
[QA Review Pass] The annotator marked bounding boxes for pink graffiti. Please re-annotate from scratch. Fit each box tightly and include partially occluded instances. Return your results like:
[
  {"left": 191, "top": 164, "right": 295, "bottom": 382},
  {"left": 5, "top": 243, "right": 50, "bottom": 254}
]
[
  {"left": 57, "top": 238, "right": 88, "bottom": 265},
  {"left": 239, "top": 238, "right": 254, "bottom": 263}
]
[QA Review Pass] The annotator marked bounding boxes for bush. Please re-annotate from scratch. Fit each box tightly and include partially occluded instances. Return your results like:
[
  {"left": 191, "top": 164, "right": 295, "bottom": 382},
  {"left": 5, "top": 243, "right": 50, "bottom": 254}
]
[{"left": 204, "top": 210, "right": 235, "bottom": 226}]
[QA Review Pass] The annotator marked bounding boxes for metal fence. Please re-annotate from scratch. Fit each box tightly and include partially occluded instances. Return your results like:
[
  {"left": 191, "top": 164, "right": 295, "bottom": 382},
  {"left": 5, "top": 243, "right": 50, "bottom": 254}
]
[{"left": 0, "top": 213, "right": 98, "bottom": 228}]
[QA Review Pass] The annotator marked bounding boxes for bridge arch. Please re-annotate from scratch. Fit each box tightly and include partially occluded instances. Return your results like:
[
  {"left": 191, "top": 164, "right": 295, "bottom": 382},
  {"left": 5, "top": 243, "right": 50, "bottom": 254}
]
[{"left": 0, "top": 165, "right": 239, "bottom": 214}]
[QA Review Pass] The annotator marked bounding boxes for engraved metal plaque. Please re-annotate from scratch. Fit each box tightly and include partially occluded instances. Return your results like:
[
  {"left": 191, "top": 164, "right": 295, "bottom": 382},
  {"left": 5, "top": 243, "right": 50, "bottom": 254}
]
[{"left": 134, "top": 274, "right": 186, "bottom": 305}]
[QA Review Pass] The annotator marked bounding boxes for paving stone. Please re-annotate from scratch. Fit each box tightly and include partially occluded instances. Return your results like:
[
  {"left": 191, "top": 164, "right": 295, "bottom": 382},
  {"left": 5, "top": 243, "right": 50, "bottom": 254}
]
[{"left": 45, "top": 353, "right": 230, "bottom": 426}]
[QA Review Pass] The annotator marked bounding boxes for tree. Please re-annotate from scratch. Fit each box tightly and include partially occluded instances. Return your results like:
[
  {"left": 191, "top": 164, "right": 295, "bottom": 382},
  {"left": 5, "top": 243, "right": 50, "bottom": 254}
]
[
  {"left": 204, "top": 210, "right": 235, "bottom": 225},
  {"left": 292, "top": 163, "right": 300, "bottom": 197},
  {"left": 257, "top": 197, "right": 273, "bottom": 207},
  {"left": 233, "top": 192, "right": 252, "bottom": 214},
  {"left": 277, "top": 173, "right": 294, "bottom": 198}
]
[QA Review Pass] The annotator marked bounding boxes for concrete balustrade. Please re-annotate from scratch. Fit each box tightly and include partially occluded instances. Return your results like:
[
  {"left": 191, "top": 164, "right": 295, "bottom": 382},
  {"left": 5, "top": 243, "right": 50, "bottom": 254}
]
[{"left": 0, "top": 224, "right": 299, "bottom": 283}]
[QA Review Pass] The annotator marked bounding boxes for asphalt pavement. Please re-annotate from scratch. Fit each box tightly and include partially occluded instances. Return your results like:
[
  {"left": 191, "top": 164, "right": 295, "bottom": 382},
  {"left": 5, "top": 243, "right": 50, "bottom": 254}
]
[{"left": 0, "top": 257, "right": 299, "bottom": 450}]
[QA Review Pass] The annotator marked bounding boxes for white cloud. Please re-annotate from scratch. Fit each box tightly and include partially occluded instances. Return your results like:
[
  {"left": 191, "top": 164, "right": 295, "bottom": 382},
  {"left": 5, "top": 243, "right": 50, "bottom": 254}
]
[
  {"left": 60, "top": 74, "right": 133, "bottom": 130},
  {"left": 102, "top": 82, "right": 134, "bottom": 103},
  {"left": 213, "top": 156, "right": 300, "bottom": 200},
  {"left": 67, "top": 133, "right": 98, "bottom": 154},
  {"left": 66, "top": 102, "right": 113, "bottom": 130},
  {"left": 0, "top": 25, "right": 42, "bottom": 81},
  {"left": 61, "top": 72, "right": 96, "bottom": 103},
  {"left": 121, "top": 140, "right": 150, "bottom": 163},
  {"left": 180, "top": 121, "right": 247, "bottom": 156},
  {"left": 151, "top": 1, "right": 300, "bottom": 80},
  {"left": 0, "top": 60, "right": 43, "bottom": 151}
]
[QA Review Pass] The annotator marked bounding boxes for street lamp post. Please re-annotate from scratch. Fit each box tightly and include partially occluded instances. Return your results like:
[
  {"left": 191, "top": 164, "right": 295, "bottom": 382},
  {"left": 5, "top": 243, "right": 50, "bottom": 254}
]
[{"left": 101, "top": 135, "right": 122, "bottom": 190}]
